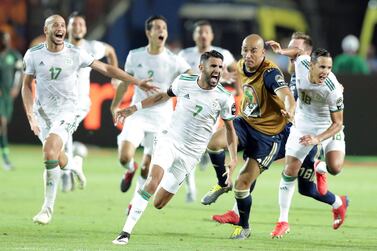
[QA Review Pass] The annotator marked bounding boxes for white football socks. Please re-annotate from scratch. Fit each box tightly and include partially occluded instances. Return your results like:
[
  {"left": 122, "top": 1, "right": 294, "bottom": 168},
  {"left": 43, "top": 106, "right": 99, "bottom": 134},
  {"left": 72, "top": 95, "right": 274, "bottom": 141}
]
[
  {"left": 278, "top": 177, "right": 295, "bottom": 222},
  {"left": 42, "top": 167, "right": 61, "bottom": 211}
]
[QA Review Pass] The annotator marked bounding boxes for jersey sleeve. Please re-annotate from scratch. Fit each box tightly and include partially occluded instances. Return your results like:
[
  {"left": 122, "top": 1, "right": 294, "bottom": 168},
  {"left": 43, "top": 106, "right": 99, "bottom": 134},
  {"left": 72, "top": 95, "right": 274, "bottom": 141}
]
[
  {"left": 124, "top": 52, "right": 134, "bottom": 75},
  {"left": 263, "top": 68, "right": 287, "bottom": 93},
  {"left": 220, "top": 94, "right": 236, "bottom": 120},
  {"left": 169, "top": 75, "right": 181, "bottom": 96},
  {"left": 91, "top": 40, "right": 106, "bottom": 60},
  {"left": 295, "top": 55, "right": 311, "bottom": 74},
  {"left": 222, "top": 49, "right": 235, "bottom": 67},
  {"left": 23, "top": 50, "right": 35, "bottom": 75},
  {"left": 79, "top": 49, "right": 95, "bottom": 68},
  {"left": 327, "top": 73, "right": 344, "bottom": 112},
  {"left": 175, "top": 54, "right": 191, "bottom": 74}
]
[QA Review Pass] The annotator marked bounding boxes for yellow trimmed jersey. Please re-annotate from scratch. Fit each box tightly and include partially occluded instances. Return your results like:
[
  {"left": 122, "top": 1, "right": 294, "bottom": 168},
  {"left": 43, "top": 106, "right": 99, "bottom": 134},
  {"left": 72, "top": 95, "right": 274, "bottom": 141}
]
[{"left": 238, "top": 58, "right": 288, "bottom": 135}]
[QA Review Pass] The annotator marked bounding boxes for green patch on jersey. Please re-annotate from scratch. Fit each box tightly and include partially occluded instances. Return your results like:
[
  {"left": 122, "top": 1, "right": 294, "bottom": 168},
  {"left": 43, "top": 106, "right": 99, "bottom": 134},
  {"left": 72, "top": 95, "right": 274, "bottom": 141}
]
[
  {"left": 30, "top": 44, "right": 44, "bottom": 52},
  {"left": 216, "top": 84, "right": 232, "bottom": 95},
  {"left": 325, "top": 78, "right": 336, "bottom": 91},
  {"left": 179, "top": 74, "right": 198, "bottom": 81}
]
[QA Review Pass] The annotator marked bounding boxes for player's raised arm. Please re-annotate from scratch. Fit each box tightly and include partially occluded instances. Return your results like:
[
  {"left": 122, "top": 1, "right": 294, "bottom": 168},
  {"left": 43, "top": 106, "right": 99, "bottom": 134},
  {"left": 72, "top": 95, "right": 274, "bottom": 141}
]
[
  {"left": 266, "top": 40, "right": 303, "bottom": 59},
  {"left": 90, "top": 60, "right": 158, "bottom": 92}
]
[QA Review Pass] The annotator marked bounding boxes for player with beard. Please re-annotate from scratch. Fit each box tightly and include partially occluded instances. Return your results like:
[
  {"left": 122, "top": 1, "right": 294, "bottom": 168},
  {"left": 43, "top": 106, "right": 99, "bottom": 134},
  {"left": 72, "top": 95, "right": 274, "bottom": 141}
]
[
  {"left": 112, "top": 50, "right": 238, "bottom": 245},
  {"left": 110, "top": 15, "right": 191, "bottom": 214}
]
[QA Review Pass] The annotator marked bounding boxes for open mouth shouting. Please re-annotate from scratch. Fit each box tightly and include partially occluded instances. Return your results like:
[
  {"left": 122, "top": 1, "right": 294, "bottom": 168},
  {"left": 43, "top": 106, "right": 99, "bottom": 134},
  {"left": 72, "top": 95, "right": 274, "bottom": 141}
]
[
  {"left": 209, "top": 72, "right": 220, "bottom": 86},
  {"left": 53, "top": 31, "right": 65, "bottom": 44}
]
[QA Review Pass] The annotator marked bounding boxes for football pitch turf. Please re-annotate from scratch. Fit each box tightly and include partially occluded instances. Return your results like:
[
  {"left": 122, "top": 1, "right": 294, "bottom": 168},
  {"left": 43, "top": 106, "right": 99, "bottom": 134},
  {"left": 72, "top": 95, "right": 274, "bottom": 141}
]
[{"left": 1, "top": 145, "right": 377, "bottom": 251}]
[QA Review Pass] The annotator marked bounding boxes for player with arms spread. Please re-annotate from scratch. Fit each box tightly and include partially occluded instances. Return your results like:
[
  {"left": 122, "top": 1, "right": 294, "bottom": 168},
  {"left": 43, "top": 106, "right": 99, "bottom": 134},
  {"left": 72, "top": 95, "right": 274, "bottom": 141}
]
[
  {"left": 22, "top": 14, "right": 157, "bottom": 224},
  {"left": 112, "top": 50, "right": 238, "bottom": 245}
]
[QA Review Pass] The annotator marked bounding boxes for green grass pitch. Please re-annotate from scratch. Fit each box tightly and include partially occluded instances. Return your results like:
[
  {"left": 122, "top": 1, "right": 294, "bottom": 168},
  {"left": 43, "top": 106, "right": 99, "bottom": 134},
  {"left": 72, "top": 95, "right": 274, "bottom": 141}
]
[{"left": 1, "top": 145, "right": 377, "bottom": 250}]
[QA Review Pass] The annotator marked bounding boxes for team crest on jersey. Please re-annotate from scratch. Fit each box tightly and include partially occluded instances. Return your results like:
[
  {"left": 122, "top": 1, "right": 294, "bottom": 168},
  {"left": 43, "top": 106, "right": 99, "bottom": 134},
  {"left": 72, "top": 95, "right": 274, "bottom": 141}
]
[
  {"left": 275, "top": 74, "right": 286, "bottom": 86},
  {"left": 211, "top": 99, "right": 220, "bottom": 113},
  {"left": 65, "top": 57, "right": 73, "bottom": 65},
  {"left": 242, "top": 85, "right": 261, "bottom": 118}
]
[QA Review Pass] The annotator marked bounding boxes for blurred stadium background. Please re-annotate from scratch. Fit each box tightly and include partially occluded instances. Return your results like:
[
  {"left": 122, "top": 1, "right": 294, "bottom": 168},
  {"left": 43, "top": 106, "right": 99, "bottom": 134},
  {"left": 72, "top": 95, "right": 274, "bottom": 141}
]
[
  {"left": 1, "top": 0, "right": 376, "bottom": 155},
  {"left": 1, "top": 1, "right": 377, "bottom": 250}
]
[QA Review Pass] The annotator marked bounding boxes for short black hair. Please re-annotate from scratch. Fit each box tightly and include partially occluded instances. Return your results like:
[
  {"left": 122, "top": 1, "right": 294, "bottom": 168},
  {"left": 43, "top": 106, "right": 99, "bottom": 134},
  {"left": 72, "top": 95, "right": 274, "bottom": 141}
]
[
  {"left": 200, "top": 50, "right": 223, "bottom": 64},
  {"left": 145, "top": 15, "right": 167, "bottom": 31},
  {"left": 68, "top": 11, "right": 86, "bottom": 22},
  {"left": 311, "top": 48, "right": 331, "bottom": 63},
  {"left": 291, "top": 31, "right": 313, "bottom": 51},
  {"left": 193, "top": 20, "right": 212, "bottom": 30}
]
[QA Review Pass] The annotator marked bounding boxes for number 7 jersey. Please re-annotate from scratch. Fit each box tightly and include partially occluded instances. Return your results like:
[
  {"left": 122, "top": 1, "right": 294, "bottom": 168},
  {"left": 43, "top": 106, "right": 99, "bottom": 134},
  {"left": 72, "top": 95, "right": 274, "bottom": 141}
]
[{"left": 166, "top": 74, "right": 236, "bottom": 157}]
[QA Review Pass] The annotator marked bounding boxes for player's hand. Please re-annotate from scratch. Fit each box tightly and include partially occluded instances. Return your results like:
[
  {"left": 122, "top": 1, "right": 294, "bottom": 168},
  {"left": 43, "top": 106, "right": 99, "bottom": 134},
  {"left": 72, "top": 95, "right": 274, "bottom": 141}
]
[
  {"left": 114, "top": 106, "right": 137, "bottom": 126},
  {"left": 223, "top": 159, "right": 237, "bottom": 187},
  {"left": 265, "top": 40, "right": 282, "bottom": 54},
  {"left": 110, "top": 106, "right": 120, "bottom": 122},
  {"left": 137, "top": 78, "right": 159, "bottom": 93},
  {"left": 28, "top": 115, "right": 40, "bottom": 136},
  {"left": 281, "top": 109, "right": 294, "bottom": 123},
  {"left": 299, "top": 134, "right": 320, "bottom": 146}
]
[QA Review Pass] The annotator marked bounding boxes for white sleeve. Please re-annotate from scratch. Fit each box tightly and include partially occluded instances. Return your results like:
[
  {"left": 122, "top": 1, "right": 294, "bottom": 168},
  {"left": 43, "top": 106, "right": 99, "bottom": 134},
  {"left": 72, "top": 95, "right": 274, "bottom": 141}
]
[
  {"left": 170, "top": 76, "right": 182, "bottom": 96},
  {"left": 91, "top": 40, "right": 106, "bottom": 60},
  {"left": 295, "top": 54, "right": 310, "bottom": 72},
  {"left": 327, "top": 74, "right": 344, "bottom": 112},
  {"left": 79, "top": 49, "right": 94, "bottom": 68},
  {"left": 175, "top": 55, "right": 191, "bottom": 74},
  {"left": 124, "top": 52, "right": 134, "bottom": 75},
  {"left": 23, "top": 50, "right": 35, "bottom": 75},
  {"left": 221, "top": 94, "right": 236, "bottom": 120},
  {"left": 222, "top": 49, "right": 235, "bottom": 67}
]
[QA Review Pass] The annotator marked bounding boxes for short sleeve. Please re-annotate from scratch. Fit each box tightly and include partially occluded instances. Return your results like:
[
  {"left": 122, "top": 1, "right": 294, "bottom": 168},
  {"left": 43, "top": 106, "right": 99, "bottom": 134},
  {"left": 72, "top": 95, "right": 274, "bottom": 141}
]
[
  {"left": 79, "top": 49, "right": 94, "bottom": 68},
  {"left": 327, "top": 74, "right": 344, "bottom": 112},
  {"left": 124, "top": 52, "right": 134, "bottom": 75},
  {"left": 23, "top": 50, "right": 35, "bottom": 75},
  {"left": 175, "top": 54, "right": 191, "bottom": 74},
  {"left": 221, "top": 94, "right": 236, "bottom": 120},
  {"left": 169, "top": 75, "right": 181, "bottom": 96},
  {"left": 222, "top": 49, "right": 235, "bottom": 67},
  {"left": 263, "top": 68, "right": 287, "bottom": 93},
  {"left": 91, "top": 40, "right": 106, "bottom": 60}
]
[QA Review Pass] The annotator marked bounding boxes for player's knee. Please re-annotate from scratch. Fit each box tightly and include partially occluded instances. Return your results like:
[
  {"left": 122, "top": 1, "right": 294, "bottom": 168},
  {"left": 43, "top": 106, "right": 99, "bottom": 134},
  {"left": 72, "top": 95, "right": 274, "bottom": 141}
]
[
  {"left": 327, "top": 164, "right": 342, "bottom": 175},
  {"left": 153, "top": 199, "right": 166, "bottom": 210},
  {"left": 119, "top": 155, "right": 133, "bottom": 166}
]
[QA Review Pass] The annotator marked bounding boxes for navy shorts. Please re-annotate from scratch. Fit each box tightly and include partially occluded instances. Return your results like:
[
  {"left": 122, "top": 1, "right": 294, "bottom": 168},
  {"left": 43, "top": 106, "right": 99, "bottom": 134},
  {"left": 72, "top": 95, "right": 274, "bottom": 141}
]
[{"left": 234, "top": 117, "right": 287, "bottom": 170}]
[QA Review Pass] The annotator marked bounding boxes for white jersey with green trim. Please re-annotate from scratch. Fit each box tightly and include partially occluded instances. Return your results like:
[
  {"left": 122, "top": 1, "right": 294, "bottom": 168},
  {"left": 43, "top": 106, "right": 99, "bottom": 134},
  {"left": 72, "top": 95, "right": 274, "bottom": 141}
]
[
  {"left": 178, "top": 46, "right": 234, "bottom": 74},
  {"left": 76, "top": 39, "right": 106, "bottom": 109},
  {"left": 165, "top": 74, "right": 236, "bottom": 157},
  {"left": 294, "top": 55, "right": 344, "bottom": 132},
  {"left": 23, "top": 42, "right": 94, "bottom": 119},
  {"left": 125, "top": 46, "right": 190, "bottom": 129}
]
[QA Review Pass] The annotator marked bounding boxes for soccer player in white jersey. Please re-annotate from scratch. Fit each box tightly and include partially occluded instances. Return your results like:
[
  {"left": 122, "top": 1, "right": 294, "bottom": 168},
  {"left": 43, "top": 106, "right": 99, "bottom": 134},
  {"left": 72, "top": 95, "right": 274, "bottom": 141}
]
[
  {"left": 110, "top": 15, "right": 191, "bottom": 211},
  {"left": 112, "top": 50, "right": 238, "bottom": 245},
  {"left": 58, "top": 12, "right": 120, "bottom": 192},
  {"left": 22, "top": 14, "right": 158, "bottom": 225},
  {"left": 267, "top": 41, "right": 348, "bottom": 232},
  {"left": 178, "top": 20, "right": 238, "bottom": 203}
]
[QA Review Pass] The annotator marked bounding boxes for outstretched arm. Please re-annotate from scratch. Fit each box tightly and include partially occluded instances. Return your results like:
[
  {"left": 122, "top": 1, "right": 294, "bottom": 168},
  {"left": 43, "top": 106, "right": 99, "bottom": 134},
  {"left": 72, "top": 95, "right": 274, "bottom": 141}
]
[
  {"left": 266, "top": 40, "right": 303, "bottom": 59},
  {"left": 90, "top": 60, "right": 158, "bottom": 92},
  {"left": 110, "top": 81, "right": 129, "bottom": 119},
  {"left": 114, "top": 92, "right": 171, "bottom": 125}
]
